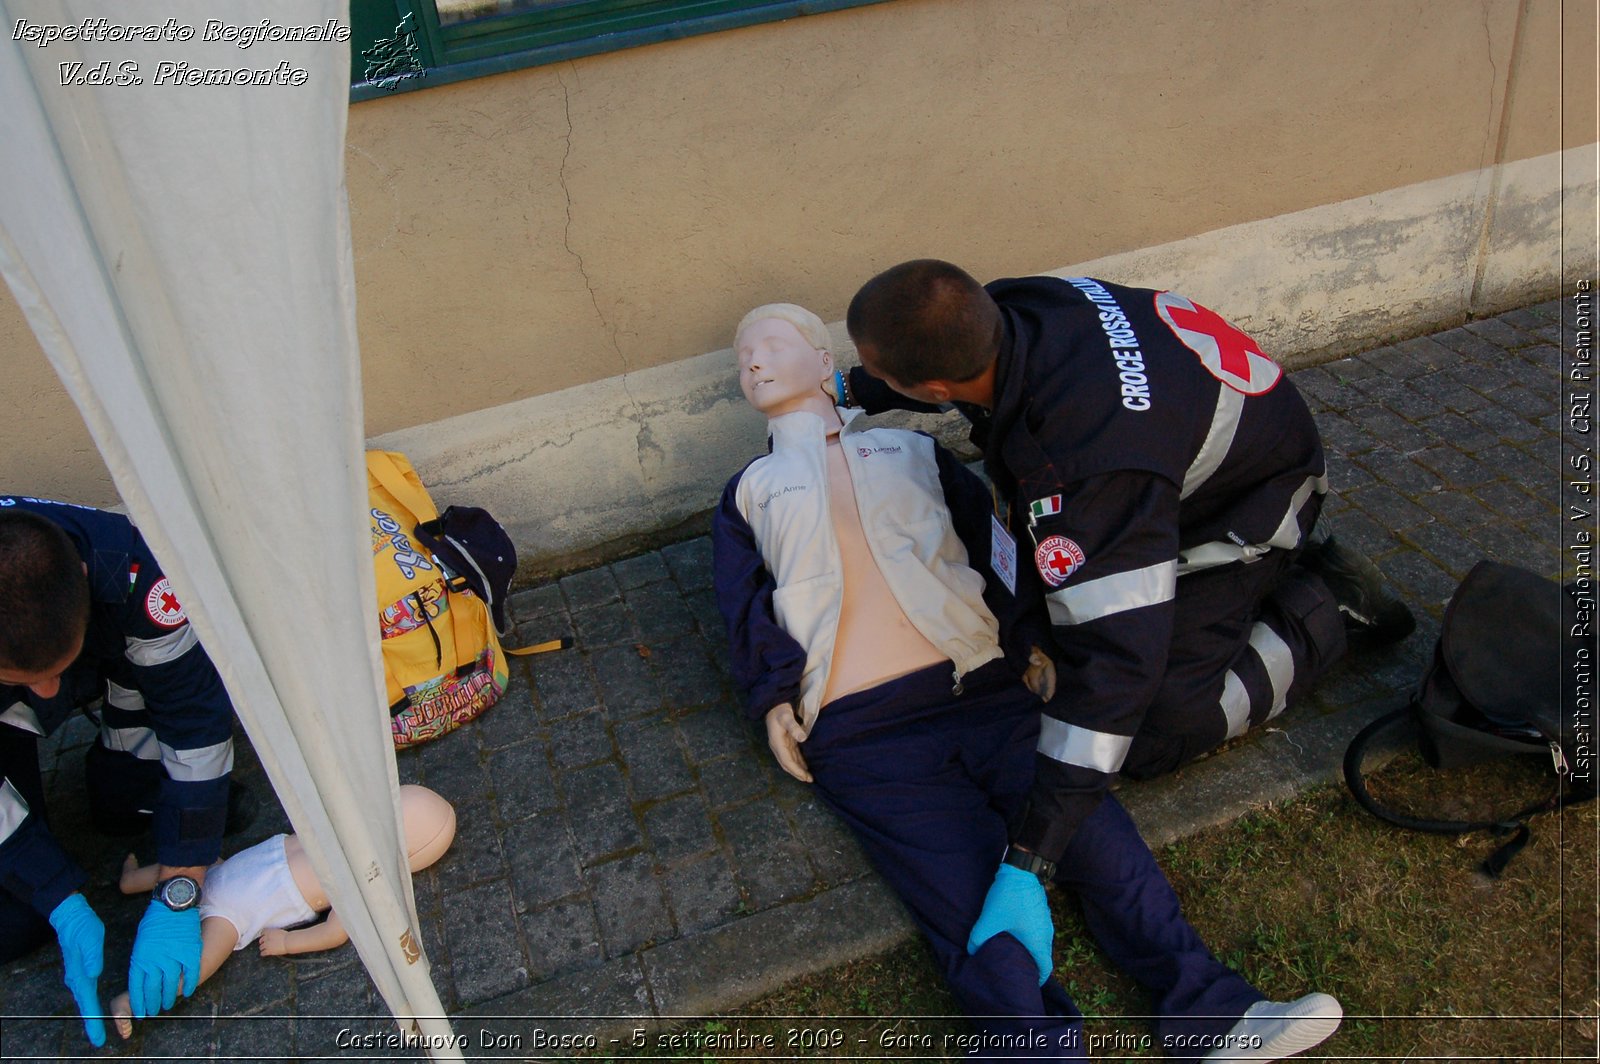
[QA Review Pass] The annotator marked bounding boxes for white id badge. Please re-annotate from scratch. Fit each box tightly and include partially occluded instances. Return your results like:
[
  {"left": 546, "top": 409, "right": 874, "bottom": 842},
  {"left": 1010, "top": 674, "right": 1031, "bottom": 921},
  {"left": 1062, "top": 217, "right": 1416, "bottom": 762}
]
[{"left": 990, "top": 513, "right": 1018, "bottom": 596}]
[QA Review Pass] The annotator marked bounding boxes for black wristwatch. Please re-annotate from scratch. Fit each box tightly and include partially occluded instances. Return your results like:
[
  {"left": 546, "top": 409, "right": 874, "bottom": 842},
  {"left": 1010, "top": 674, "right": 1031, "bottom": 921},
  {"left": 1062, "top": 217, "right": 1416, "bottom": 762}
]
[
  {"left": 153, "top": 875, "right": 202, "bottom": 912},
  {"left": 1002, "top": 845, "right": 1057, "bottom": 884}
]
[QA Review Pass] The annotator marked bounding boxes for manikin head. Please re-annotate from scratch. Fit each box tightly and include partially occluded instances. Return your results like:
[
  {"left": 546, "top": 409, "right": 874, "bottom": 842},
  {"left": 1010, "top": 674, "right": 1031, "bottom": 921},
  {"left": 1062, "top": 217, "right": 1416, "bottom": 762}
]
[
  {"left": 733, "top": 303, "right": 838, "bottom": 420},
  {"left": 398, "top": 784, "right": 457, "bottom": 872},
  {"left": 846, "top": 259, "right": 1003, "bottom": 406},
  {"left": 0, "top": 509, "right": 90, "bottom": 699}
]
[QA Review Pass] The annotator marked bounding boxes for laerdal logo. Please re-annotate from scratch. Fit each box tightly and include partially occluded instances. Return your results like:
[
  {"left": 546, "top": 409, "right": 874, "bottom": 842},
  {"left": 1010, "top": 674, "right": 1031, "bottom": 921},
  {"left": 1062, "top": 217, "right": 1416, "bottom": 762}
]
[
  {"left": 759, "top": 485, "right": 808, "bottom": 510},
  {"left": 856, "top": 445, "right": 903, "bottom": 458}
]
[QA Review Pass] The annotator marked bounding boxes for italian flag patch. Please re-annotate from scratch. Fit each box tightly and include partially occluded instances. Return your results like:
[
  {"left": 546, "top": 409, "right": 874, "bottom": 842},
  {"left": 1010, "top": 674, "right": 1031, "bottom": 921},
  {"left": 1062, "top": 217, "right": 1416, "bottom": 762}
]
[{"left": 1030, "top": 495, "right": 1063, "bottom": 521}]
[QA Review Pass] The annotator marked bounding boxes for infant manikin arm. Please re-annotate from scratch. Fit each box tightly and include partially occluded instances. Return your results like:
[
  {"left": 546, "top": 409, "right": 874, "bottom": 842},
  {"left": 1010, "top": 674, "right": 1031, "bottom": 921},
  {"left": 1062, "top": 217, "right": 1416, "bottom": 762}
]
[
  {"left": 259, "top": 909, "right": 348, "bottom": 956},
  {"left": 119, "top": 855, "right": 161, "bottom": 894},
  {"left": 119, "top": 854, "right": 222, "bottom": 895}
]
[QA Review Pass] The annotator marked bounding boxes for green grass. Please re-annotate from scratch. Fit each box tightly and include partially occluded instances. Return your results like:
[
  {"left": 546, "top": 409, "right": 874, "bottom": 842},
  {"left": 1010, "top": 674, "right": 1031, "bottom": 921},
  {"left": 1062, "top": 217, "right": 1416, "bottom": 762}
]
[{"left": 603, "top": 749, "right": 1598, "bottom": 1061}]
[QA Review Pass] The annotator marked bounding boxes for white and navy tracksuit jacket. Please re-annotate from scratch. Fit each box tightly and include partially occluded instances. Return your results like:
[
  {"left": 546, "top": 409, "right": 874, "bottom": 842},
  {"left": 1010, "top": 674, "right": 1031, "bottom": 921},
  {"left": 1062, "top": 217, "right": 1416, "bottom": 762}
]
[
  {"left": 0, "top": 497, "right": 235, "bottom": 919},
  {"left": 711, "top": 408, "right": 1044, "bottom": 731},
  {"left": 852, "top": 275, "right": 1337, "bottom": 862}
]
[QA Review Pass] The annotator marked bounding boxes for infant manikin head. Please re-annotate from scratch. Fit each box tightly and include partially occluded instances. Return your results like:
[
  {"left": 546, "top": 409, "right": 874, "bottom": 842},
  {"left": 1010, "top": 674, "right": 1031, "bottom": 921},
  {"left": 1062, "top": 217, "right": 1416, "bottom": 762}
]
[
  {"left": 734, "top": 303, "right": 836, "bottom": 419},
  {"left": 399, "top": 784, "right": 456, "bottom": 872}
]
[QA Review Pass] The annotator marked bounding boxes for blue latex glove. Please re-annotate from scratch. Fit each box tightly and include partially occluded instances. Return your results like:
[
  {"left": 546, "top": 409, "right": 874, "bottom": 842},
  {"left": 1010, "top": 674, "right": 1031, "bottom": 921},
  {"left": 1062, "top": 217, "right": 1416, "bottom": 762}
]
[
  {"left": 966, "top": 863, "right": 1054, "bottom": 986},
  {"left": 47, "top": 893, "right": 107, "bottom": 1048},
  {"left": 128, "top": 901, "right": 202, "bottom": 1018}
]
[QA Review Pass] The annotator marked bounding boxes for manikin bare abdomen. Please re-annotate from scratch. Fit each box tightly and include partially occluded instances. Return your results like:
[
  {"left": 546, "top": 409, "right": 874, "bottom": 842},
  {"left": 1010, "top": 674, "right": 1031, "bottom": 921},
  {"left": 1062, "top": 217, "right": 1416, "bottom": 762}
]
[{"left": 820, "top": 436, "right": 947, "bottom": 705}]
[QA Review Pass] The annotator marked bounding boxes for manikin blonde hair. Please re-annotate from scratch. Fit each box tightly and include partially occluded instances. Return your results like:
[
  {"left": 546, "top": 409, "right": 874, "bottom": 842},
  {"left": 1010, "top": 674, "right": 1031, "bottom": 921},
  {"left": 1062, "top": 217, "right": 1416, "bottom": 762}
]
[{"left": 734, "top": 303, "right": 832, "bottom": 353}]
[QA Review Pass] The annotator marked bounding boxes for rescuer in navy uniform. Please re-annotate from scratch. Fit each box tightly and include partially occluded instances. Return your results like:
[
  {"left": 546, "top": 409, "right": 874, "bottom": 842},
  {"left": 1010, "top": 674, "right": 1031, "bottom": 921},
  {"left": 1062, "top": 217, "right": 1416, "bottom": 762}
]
[
  {"left": 0, "top": 498, "right": 247, "bottom": 1047},
  {"left": 842, "top": 260, "right": 1409, "bottom": 1062}
]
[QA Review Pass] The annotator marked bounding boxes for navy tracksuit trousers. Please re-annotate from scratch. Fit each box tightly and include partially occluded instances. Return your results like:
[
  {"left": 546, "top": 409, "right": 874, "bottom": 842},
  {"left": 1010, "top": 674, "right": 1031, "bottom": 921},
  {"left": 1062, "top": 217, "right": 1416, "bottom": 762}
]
[
  {"left": 803, "top": 659, "right": 1261, "bottom": 1061},
  {"left": 1123, "top": 555, "right": 1348, "bottom": 781}
]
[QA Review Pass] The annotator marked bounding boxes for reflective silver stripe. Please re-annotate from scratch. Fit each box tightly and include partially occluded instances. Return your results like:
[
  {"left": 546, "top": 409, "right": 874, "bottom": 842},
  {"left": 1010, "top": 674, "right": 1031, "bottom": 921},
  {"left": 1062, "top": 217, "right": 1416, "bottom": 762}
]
[
  {"left": 160, "top": 738, "right": 234, "bottom": 782},
  {"left": 1177, "top": 540, "right": 1269, "bottom": 575},
  {"left": 105, "top": 680, "right": 146, "bottom": 712},
  {"left": 0, "top": 701, "right": 44, "bottom": 736},
  {"left": 0, "top": 780, "right": 30, "bottom": 843},
  {"left": 125, "top": 624, "right": 198, "bottom": 667},
  {"left": 1046, "top": 561, "right": 1177, "bottom": 626},
  {"left": 1181, "top": 387, "right": 1244, "bottom": 500},
  {"left": 1037, "top": 717, "right": 1134, "bottom": 773},
  {"left": 1250, "top": 622, "right": 1296, "bottom": 721},
  {"left": 1220, "top": 670, "right": 1251, "bottom": 739},
  {"left": 102, "top": 725, "right": 162, "bottom": 761},
  {"left": 1265, "top": 473, "right": 1330, "bottom": 551},
  {"left": 1177, "top": 474, "right": 1331, "bottom": 575}
]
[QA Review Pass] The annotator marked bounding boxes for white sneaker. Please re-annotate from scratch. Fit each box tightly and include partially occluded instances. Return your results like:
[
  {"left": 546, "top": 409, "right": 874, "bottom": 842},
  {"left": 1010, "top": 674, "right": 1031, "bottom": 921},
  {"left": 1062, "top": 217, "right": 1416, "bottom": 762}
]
[{"left": 1202, "top": 992, "right": 1343, "bottom": 1062}]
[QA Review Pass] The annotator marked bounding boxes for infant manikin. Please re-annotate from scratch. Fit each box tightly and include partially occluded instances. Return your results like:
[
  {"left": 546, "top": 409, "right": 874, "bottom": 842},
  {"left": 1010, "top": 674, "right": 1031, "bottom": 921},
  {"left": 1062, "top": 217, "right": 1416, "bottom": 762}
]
[{"left": 109, "top": 784, "right": 456, "bottom": 1039}]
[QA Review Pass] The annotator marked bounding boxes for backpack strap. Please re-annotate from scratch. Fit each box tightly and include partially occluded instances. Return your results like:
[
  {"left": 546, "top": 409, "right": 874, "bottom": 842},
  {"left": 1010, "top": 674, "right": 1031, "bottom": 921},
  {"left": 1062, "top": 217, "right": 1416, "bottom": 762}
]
[
  {"left": 503, "top": 637, "right": 570, "bottom": 657},
  {"left": 1343, "top": 704, "right": 1518, "bottom": 836},
  {"left": 1344, "top": 703, "right": 1596, "bottom": 877},
  {"left": 1478, "top": 777, "right": 1597, "bottom": 876},
  {"left": 366, "top": 451, "right": 439, "bottom": 525}
]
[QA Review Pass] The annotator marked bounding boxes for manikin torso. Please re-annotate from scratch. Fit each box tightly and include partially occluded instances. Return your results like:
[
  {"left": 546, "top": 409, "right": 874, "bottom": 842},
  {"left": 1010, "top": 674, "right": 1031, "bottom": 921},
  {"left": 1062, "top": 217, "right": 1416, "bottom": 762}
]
[{"left": 819, "top": 428, "right": 948, "bottom": 704}]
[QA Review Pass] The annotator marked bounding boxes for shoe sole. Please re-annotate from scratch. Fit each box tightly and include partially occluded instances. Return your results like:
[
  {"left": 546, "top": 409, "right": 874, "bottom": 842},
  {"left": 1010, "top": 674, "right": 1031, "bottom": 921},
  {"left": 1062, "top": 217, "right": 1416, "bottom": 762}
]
[
  {"left": 1251, "top": 1012, "right": 1342, "bottom": 1060},
  {"left": 1206, "top": 993, "right": 1343, "bottom": 1062}
]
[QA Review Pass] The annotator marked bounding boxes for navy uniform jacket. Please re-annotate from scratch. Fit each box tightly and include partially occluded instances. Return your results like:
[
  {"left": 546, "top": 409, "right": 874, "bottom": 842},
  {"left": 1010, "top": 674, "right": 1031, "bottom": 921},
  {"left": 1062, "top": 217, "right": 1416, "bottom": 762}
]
[
  {"left": 851, "top": 276, "right": 1326, "bottom": 861},
  {"left": 0, "top": 497, "right": 235, "bottom": 918}
]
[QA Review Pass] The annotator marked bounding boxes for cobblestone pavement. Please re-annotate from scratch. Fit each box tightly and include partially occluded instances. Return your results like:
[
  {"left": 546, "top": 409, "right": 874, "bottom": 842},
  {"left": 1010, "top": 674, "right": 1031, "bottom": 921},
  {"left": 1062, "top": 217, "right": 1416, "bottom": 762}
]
[{"left": 0, "top": 297, "right": 1574, "bottom": 1060}]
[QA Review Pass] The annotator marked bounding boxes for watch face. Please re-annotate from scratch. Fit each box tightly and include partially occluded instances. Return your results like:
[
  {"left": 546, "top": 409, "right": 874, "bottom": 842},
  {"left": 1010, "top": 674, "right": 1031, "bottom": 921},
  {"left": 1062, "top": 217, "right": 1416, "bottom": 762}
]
[{"left": 158, "top": 876, "right": 200, "bottom": 910}]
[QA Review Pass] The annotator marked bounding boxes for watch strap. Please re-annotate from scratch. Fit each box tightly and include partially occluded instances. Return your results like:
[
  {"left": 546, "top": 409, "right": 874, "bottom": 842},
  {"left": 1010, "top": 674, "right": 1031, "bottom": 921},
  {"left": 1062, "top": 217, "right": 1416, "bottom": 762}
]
[{"left": 1002, "top": 845, "right": 1057, "bottom": 883}]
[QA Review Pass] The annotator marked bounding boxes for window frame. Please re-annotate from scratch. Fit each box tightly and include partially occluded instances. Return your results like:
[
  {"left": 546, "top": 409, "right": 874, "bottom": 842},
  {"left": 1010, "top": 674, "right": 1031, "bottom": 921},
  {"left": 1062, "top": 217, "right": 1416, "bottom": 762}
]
[{"left": 350, "top": 0, "right": 888, "bottom": 101}]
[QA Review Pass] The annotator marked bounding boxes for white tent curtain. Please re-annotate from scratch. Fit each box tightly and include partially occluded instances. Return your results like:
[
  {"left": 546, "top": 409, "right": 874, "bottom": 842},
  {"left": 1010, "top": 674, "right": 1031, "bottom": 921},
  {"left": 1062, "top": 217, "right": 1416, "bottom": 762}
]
[{"left": 0, "top": 1, "right": 460, "bottom": 1056}]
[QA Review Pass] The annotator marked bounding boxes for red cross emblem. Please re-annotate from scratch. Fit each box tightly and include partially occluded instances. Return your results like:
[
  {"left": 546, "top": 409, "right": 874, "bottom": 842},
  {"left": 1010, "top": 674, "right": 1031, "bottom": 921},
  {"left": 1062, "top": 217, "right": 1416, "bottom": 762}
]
[
  {"left": 1034, "top": 535, "right": 1085, "bottom": 587},
  {"left": 1154, "top": 292, "right": 1281, "bottom": 396},
  {"left": 145, "top": 577, "right": 188, "bottom": 629}
]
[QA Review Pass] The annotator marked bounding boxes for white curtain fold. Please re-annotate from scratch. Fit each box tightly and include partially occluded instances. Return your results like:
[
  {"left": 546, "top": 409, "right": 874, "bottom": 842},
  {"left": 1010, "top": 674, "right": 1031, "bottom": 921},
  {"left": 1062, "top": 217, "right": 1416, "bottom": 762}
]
[{"left": 0, "top": 2, "right": 459, "bottom": 1056}]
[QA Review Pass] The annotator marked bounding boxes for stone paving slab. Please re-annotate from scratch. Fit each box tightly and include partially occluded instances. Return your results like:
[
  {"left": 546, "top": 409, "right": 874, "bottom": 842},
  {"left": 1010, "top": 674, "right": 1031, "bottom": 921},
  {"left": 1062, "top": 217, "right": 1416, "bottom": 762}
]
[{"left": 0, "top": 296, "right": 1576, "bottom": 1059}]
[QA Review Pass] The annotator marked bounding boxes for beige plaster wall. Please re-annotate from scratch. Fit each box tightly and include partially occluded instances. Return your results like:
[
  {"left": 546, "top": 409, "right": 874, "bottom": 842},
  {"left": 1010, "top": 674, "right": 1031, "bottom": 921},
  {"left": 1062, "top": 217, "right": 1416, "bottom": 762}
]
[
  {"left": 343, "top": 0, "right": 1540, "bottom": 433},
  {"left": 2, "top": 0, "right": 1591, "bottom": 514}
]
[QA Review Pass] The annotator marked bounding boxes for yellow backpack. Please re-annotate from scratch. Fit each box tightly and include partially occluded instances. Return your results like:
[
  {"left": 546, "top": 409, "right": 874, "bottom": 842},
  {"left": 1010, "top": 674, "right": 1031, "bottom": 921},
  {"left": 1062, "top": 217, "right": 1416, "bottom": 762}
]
[{"left": 366, "top": 450, "right": 509, "bottom": 748}]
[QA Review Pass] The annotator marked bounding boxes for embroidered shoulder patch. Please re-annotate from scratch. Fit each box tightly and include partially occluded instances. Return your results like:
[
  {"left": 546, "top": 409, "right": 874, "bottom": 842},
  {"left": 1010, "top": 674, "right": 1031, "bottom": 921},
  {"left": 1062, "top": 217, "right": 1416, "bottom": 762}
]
[
  {"left": 1153, "top": 291, "right": 1282, "bottom": 396},
  {"left": 1034, "top": 535, "right": 1085, "bottom": 587},
  {"left": 145, "top": 577, "right": 187, "bottom": 629}
]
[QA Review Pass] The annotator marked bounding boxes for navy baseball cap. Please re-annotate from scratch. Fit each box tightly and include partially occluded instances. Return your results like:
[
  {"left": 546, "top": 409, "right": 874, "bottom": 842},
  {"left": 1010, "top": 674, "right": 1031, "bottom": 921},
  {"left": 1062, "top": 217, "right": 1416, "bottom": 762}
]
[{"left": 414, "top": 506, "right": 517, "bottom": 634}]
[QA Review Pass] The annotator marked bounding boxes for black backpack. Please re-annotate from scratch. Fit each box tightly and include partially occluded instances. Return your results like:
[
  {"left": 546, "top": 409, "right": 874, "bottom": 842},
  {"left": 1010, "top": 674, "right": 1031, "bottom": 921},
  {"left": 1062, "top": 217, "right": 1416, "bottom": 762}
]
[{"left": 1343, "top": 560, "right": 1594, "bottom": 876}]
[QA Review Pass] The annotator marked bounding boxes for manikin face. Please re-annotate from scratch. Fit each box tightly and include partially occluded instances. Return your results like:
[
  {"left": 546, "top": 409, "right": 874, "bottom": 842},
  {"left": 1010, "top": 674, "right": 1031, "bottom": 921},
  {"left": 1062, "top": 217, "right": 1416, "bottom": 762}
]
[{"left": 735, "top": 317, "right": 833, "bottom": 417}]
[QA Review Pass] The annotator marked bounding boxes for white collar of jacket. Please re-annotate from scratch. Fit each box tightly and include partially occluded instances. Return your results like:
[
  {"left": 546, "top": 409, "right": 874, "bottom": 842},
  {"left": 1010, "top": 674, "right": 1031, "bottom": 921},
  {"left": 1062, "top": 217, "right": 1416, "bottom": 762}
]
[
  {"left": 765, "top": 404, "right": 865, "bottom": 446},
  {"left": 736, "top": 412, "right": 1002, "bottom": 732}
]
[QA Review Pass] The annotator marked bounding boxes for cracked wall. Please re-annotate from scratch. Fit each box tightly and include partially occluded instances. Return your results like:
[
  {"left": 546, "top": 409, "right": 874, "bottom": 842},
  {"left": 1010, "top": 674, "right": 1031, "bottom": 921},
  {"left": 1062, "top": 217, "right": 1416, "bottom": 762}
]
[{"left": 0, "top": 0, "right": 1592, "bottom": 566}]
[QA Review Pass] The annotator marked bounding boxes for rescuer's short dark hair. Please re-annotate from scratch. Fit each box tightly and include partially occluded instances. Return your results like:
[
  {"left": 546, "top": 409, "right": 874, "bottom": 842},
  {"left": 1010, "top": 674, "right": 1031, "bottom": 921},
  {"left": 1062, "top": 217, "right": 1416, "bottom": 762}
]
[
  {"left": 846, "top": 259, "right": 1002, "bottom": 385},
  {"left": 0, "top": 508, "right": 90, "bottom": 673}
]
